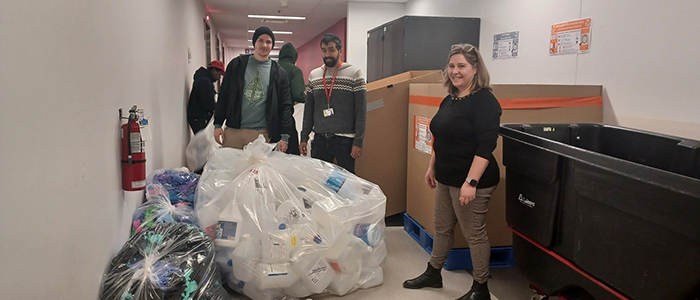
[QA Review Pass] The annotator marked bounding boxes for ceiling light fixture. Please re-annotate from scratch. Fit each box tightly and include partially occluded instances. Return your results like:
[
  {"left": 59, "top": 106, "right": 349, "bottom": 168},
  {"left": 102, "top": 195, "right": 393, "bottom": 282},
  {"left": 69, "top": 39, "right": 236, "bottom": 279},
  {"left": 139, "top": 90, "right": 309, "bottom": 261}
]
[
  {"left": 248, "top": 30, "right": 293, "bottom": 35},
  {"left": 248, "top": 15, "right": 306, "bottom": 20}
]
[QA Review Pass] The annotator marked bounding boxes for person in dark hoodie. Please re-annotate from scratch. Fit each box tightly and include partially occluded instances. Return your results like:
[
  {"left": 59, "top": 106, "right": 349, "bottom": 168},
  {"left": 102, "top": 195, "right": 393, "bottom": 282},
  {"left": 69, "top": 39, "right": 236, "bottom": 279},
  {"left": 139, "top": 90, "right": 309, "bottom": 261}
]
[
  {"left": 277, "top": 43, "right": 305, "bottom": 155},
  {"left": 214, "top": 26, "right": 293, "bottom": 152},
  {"left": 187, "top": 60, "right": 225, "bottom": 134}
]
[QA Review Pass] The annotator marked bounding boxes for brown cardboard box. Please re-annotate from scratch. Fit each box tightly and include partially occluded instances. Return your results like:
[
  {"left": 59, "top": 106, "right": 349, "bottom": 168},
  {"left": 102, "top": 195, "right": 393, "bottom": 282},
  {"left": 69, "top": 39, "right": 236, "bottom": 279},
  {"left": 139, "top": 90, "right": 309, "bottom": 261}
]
[
  {"left": 407, "top": 83, "right": 603, "bottom": 248},
  {"left": 356, "top": 71, "right": 443, "bottom": 217}
]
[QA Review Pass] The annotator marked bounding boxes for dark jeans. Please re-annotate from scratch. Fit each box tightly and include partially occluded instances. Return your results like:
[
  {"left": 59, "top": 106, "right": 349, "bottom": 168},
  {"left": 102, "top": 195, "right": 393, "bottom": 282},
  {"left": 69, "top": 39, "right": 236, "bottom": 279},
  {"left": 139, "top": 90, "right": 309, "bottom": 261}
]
[
  {"left": 311, "top": 134, "right": 355, "bottom": 173},
  {"left": 286, "top": 117, "right": 300, "bottom": 155},
  {"left": 188, "top": 117, "right": 209, "bottom": 134}
]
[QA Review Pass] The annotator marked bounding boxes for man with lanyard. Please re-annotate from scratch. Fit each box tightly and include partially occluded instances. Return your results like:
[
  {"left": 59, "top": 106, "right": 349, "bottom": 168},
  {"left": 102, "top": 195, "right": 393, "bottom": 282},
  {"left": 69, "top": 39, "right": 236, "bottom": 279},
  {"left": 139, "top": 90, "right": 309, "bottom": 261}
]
[
  {"left": 214, "top": 26, "right": 292, "bottom": 152},
  {"left": 300, "top": 33, "right": 367, "bottom": 173}
]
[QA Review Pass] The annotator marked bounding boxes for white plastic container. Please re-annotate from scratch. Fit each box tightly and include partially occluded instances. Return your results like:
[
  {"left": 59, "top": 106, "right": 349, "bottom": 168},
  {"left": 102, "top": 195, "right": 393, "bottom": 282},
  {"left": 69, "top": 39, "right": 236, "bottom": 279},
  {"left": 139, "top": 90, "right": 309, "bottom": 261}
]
[
  {"left": 261, "top": 224, "right": 298, "bottom": 262},
  {"left": 364, "top": 240, "right": 387, "bottom": 268},
  {"left": 359, "top": 266, "right": 384, "bottom": 289},
  {"left": 283, "top": 279, "right": 314, "bottom": 298},
  {"left": 322, "top": 233, "right": 370, "bottom": 273},
  {"left": 327, "top": 259, "right": 362, "bottom": 296},
  {"left": 324, "top": 169, "right": 361, "bottom": 200},
  {"left": 291, "top": 252, "right": 334, "bottom": 294},
  {"left": 244, "top": 279, "right": 284, "bottom": 300},
  {"left": 352, "top": 223, "right": 382, "bottom": 247},
  {"left": 232, "top": 234, "right": 260, "bottom": 282},
  {"left": 214, "top": 248, "right": 234, "bottom": 276},
  {"left": 276, "top": 200, "right": 311, "bottom": 225},
  {"left": 254, "top": 263, "right": 298, "bottom": 289},
  {"left": 197, "top": 204, "right": 221, "bottom": 239},
  {"left": 215, "top": 201, "right": 244, "bottom": 248}
]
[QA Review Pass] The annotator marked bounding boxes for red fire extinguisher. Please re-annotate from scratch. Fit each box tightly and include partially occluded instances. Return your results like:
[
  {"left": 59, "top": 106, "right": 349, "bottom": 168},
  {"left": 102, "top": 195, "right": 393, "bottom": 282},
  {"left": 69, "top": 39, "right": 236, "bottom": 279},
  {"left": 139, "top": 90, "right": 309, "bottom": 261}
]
[{"left": 120, "top": 105, "right": 146, "bottom": 191}]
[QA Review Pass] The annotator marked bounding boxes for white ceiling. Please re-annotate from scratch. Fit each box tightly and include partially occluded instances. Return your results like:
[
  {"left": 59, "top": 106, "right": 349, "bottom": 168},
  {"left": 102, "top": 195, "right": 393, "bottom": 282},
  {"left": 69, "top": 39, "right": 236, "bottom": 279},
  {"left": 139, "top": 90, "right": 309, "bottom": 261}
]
[{"left": 203, "top": 0, "right": 409, "bottom": 50}]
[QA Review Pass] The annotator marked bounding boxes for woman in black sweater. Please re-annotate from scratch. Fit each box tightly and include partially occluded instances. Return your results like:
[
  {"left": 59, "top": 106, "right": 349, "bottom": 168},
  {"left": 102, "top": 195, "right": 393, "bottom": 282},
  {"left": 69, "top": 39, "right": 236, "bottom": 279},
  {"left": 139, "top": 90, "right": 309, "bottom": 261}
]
[{"left": 403, "top": 44, "right": 502, "bottom": 300}]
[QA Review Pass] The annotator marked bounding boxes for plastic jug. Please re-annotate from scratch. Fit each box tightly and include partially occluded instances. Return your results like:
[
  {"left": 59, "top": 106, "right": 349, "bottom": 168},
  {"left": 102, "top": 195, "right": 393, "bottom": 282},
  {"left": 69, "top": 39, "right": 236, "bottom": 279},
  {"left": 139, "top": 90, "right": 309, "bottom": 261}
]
[
  {"left": 291, "top": 252, "right": 334, "bottom": 294},
  {"left": 215, "top": 201, "right": 244, "bottom": 248},
  {"left": 244, "top": 278, "right": 284, "bottom": 300},
  {"left": 327, "top": 259, "right": 361, "bottom": 296},
  {"left": 364, "top": 240, "right": 387, "bottom": 268},
  {"left": 232, "top": 234, "right": 260, "bottom": 282},
  {"left": 261, "top": 224, "right": 298, "bottom": 262},
  {"left": 322, "top": 233, "right": 371, "bottom": 273},
  {"left": 283, "top": 278, "right": 314, "bottom": 298},
  {"left": 254, "top": 263, "right": 298, "bottom": 289},
  {"left": 359, "top": 266, "right": 383, "bottom": 289}
]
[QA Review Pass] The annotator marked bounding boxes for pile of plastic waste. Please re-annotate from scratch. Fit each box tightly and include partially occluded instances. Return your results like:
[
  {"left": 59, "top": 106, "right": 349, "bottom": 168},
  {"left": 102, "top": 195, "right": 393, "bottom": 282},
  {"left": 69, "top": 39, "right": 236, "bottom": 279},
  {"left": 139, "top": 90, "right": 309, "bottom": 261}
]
[
  {"left": 196, "top": 136, "right": 387, "bottom": 299},
  {"left": 100, "top": 223, "right": 229, "bottom": 300}
]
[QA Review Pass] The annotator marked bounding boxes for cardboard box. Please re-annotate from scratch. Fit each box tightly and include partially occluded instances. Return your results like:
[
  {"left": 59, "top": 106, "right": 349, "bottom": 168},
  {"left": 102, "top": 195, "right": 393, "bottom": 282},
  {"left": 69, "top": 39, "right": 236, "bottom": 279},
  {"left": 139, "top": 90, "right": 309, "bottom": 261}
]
[
  {"left": 407, "top": 83, "right": 603, "bottom": 248},
  {"left": 356, "top": 71, "right": 443, "bottom": 217}
]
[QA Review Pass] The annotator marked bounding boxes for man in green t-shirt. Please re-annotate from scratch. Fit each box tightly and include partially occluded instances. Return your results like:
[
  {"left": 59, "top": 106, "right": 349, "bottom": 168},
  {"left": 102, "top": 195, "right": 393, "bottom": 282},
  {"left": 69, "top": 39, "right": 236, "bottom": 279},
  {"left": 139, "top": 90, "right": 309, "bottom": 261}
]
[{"left": 214, "top": 26, "right": 293, "bottom": 152}]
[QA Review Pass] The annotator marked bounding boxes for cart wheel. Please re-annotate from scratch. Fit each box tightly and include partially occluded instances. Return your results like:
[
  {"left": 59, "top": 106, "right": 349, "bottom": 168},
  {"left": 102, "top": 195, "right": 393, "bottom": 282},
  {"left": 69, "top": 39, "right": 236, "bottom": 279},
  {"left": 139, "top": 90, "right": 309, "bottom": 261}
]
[{"left": 530, "top": 295, "right": 548, "bottom": 300}]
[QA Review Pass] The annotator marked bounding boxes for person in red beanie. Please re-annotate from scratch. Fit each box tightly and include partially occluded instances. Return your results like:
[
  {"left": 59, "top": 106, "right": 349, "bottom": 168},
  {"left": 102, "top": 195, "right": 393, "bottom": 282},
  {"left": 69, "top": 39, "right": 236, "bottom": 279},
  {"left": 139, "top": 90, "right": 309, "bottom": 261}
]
[{"left": 187, "top": 60, "right": 225, "bottom": 134}]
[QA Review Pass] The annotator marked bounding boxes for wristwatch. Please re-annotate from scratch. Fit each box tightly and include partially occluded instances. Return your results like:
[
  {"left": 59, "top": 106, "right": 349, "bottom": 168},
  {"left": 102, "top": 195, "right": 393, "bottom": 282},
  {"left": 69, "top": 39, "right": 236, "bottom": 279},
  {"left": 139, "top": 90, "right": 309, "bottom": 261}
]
[{"left": 465, "top": 177, "right": 478, "bottom": 187}]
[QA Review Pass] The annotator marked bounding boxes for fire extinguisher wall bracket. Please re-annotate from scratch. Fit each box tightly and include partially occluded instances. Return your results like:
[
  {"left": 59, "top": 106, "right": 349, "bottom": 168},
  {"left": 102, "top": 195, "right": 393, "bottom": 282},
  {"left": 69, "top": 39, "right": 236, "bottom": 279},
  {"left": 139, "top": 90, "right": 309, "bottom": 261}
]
[{"left": 120, "top": 105, "right": 146, "bottom": 191}]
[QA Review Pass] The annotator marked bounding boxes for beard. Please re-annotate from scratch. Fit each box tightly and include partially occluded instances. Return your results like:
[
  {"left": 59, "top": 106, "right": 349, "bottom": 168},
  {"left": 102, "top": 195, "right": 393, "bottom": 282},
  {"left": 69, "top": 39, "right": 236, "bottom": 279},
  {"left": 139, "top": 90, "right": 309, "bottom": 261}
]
[{"left": 324, "top": 55, "right": 339, "bottom": 68}]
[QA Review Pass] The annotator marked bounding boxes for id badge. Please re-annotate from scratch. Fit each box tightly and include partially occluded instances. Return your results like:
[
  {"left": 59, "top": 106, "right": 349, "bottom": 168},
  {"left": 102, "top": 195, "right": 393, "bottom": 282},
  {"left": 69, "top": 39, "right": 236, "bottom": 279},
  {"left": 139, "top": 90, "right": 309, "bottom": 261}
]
[{"left": 323, "top": 108, "right": 334, "bottom": 117}]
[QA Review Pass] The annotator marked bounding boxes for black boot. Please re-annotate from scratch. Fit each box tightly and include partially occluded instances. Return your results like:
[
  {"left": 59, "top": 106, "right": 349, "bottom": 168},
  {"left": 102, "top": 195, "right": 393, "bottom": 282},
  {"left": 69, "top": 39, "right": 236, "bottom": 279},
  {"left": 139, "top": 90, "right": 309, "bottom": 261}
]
[
  {"left": 456, "top": 280, "right": 491, "bottom": 300},
  {"left": 403, "top": 263, "right": 443, "bottom": 289}
]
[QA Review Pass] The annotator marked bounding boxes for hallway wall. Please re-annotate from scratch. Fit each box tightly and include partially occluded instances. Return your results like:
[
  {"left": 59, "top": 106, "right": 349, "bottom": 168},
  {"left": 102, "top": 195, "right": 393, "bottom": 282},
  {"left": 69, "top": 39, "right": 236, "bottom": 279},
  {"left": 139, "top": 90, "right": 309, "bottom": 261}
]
[{"left": 0, "top": 1, "right": 214, "bottom": 299}]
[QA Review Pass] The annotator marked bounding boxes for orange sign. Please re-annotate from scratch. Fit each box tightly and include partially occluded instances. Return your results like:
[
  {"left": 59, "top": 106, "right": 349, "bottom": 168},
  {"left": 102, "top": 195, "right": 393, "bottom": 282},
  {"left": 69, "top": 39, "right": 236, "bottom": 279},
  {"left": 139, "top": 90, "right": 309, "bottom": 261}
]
[
  {"left": 413, "top": 116, "right": 433, "bottom": 155},
  {"left": 550, "top": 18, "right": 591, "bottom": 55}
]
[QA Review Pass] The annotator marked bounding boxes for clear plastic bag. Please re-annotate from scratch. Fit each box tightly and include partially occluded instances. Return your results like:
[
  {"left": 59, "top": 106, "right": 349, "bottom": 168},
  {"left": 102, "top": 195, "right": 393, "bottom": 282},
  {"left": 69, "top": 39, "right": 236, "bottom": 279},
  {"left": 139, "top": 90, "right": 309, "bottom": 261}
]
[
  {"left": 131, "top": 186, "right": 199, "bottom": 236},
  {"left": 195, "top": 135, "right": 387, "bottom": 298},
  {"left": 147, "top": 168, "right": 199, "bottom": 208},
  {"left": 186, "top": 119, "right": 219, "bottom": 171},
  {"left": 99, "top": 223, "right": 228, "bottom": 300}
]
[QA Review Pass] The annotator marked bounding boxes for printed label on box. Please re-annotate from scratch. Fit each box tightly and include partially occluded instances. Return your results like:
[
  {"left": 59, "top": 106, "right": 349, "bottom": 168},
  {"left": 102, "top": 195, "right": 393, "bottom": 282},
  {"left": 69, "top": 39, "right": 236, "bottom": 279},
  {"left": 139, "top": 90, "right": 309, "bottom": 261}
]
[{"left": 414, "top": 116, "right": 433, "bottom": 154}]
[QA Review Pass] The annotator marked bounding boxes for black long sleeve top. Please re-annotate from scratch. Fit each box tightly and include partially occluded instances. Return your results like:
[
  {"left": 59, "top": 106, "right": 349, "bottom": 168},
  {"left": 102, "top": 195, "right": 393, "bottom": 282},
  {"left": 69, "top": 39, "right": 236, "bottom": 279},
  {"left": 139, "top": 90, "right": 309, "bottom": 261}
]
[{"left": 430, "top": 88, "right": 502, "bottom": 188}]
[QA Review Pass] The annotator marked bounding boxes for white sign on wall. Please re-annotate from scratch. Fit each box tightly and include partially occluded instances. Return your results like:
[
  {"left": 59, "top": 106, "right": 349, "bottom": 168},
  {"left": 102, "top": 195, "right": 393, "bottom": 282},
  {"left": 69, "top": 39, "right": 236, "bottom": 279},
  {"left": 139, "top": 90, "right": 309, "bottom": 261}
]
[{"left": 493, "top": 31, "right": 519, "bottom": 60}]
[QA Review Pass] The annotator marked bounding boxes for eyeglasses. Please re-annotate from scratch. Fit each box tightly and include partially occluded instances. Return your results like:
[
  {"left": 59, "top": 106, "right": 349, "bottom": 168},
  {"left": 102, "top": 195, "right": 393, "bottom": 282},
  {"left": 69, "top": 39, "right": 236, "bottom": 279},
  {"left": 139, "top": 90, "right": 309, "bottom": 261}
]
[{"left": 451, "top": 44, "right": 476, "bottom": 53}]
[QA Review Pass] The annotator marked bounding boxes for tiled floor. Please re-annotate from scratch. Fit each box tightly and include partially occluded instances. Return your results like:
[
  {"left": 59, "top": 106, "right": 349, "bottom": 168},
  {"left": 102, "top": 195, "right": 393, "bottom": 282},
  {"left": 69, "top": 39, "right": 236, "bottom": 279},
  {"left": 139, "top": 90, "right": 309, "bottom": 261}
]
[{"left": 227, "top": 227, "right": 535, "bottom": 299}]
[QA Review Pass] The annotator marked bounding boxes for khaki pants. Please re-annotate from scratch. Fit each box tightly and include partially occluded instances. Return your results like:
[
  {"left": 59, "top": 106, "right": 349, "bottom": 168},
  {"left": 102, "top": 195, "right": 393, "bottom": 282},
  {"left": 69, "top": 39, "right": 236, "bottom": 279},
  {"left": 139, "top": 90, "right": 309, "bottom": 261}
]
[
  {"left": 429, "top": 182, "right": 497, "bottom": 284},
  {"left": 222, "top": 128, "right": 269, "bottom": 149}
]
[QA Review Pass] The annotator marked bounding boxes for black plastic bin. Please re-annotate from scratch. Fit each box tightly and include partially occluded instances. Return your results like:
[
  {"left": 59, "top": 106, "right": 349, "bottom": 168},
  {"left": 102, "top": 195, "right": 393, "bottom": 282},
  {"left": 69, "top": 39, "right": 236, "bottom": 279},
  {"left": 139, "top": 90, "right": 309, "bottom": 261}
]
[{"left": 500, "top": 123, "right": 700, "bottom": 300}]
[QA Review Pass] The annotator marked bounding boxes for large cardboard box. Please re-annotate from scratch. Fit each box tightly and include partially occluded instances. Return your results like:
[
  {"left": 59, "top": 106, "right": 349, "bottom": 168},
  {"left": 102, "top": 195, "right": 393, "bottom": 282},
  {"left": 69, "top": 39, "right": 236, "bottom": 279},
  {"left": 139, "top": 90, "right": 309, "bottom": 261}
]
[
  {"left": 407, "top": 83, "right": 603, "bottom": 248},
  {"left": 356, "top": 71, "right": 443, "bottom": 217}
]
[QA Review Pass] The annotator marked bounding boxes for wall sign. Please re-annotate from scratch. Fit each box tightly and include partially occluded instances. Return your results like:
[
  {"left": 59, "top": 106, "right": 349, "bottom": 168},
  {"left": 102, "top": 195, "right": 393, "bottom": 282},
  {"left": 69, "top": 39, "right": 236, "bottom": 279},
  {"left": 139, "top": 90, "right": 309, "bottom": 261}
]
[{"left": 550, "top": 18, "right": 591, "bottom": 56}]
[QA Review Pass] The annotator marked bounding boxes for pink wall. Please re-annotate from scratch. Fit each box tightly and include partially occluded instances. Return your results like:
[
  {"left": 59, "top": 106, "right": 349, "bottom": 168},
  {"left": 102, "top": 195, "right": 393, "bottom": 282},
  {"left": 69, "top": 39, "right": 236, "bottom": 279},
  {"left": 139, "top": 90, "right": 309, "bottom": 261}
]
[{"left": 295, "top": 18, "right": 347, "bottom": 84}]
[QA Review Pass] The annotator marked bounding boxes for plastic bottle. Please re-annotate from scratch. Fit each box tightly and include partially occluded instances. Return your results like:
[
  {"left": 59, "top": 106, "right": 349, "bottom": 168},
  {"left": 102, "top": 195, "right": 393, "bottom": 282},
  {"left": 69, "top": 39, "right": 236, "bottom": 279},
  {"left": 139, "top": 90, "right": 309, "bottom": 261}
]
[
  {"left": 324, "top": 169, "right": 360, "bottom": 200},
  {"left": 291, "top": 252, "right": 334, "bottom": 294},
  {"left": 232, "top": 234, "right": 260, "bottom": 282},
  {"left": 327, "top": 259, "right": 362, "bottom": 296},
  {"left": 215, "top": 201, "right": 244, "bottom": 248},
  {"left": 254, "top": 263, "right": 298, "bottom": 289}
]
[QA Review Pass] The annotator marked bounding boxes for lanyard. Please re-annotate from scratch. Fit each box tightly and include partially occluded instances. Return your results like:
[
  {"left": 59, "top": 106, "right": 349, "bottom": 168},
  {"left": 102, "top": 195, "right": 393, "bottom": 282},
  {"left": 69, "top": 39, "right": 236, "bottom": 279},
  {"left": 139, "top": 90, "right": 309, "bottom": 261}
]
[{"left": 323, "top": 62, "right": 342, "bottom": 108}]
